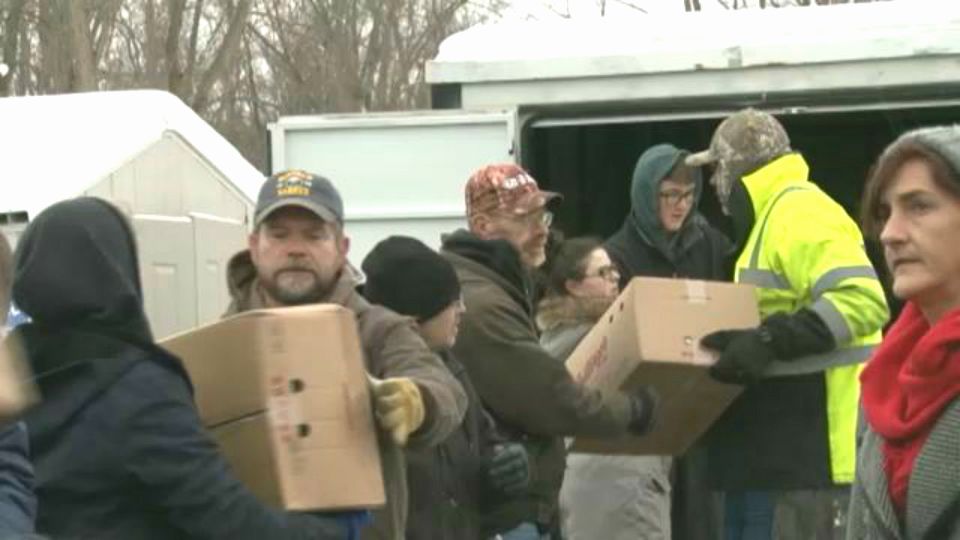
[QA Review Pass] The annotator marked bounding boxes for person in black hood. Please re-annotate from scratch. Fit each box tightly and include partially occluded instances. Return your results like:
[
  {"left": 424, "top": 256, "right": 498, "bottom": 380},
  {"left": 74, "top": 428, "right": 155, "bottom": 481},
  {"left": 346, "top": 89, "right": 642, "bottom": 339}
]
[
  {"left": 441, "top": 164, "right": 659, "bottom": 539},
  {"left": 13, "top": 197, "right": 345, "bottom": 540},
  {"left": 605, "top": 143, "right": 732, "bottom": 286},
  {"left": 605, "top": 144, "right": 732, "bottom": 540}
]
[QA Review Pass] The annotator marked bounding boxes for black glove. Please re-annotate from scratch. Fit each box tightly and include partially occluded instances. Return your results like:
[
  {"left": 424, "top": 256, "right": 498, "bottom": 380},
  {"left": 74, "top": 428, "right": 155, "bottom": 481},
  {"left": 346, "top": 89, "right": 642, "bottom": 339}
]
[
  {"left": 763, "top": 309, "right": 836, "bottom": 360},
  {"left": 701, "top": 327, "right": 777, "bottom": 385},
  {"left": 627, "top": 386, "right": 659, "bottom": 436},
  {"left": 702, "top": 309, "right": 837, "bottom": 385},
  {"left": 487, "top": 443, "right": 530, "bottom": 496}
]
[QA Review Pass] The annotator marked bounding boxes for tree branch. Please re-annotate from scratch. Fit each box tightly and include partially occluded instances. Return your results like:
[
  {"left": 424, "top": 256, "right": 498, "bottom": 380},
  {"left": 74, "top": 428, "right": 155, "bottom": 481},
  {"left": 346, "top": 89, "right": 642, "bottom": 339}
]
[
  {"left": 68, "top": 0, "right": 98, "bottom": 91},
  {"left": 0, "top": 0, "right": 26, "bottom": 96},
  {"left": 192, "top": 0, "right": 252, "bottom": 112}
]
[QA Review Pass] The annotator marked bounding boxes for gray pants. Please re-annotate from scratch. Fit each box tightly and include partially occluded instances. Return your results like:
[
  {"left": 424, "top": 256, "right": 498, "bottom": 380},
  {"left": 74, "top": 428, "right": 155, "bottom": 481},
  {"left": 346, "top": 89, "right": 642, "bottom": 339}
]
[{"left": 560, "top": 454, "right": 672, "bottom": 540}]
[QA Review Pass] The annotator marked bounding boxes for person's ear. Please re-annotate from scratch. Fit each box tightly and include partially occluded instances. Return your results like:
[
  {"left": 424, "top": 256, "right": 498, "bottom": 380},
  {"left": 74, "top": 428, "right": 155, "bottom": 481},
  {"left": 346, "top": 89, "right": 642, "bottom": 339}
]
[
  {"left": 470, "top": 213, "right": 494, "bottom": 239},
  {"left": 248, "top": 230, "right": 261, "bottom": 264}
]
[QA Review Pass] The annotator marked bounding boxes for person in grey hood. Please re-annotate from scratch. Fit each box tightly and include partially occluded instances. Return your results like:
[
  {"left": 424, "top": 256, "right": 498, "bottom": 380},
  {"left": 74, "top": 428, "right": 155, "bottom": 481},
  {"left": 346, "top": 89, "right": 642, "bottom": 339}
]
[
  {"left": 604, "top": 143, "right": 731, "bottom": 540},
  {"left": 605, "top": 143, "right": 732, "bottom": 287}
]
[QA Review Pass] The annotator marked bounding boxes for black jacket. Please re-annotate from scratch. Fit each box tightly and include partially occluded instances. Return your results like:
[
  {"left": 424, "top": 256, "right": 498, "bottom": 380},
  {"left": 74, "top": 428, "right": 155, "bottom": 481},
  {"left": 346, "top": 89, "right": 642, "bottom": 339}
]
[
  {"left": 0, "top": 422, "right": 35, "bottom": 535},
  {"left": 605, "top": 218, "right": 731, "bottom": 285},
  {"left": 14, "top": 198, "right": 344, "bottom": 540},
  {"left": 406, "top": 352, "right": 501, "bottom": 540},
  {"left": 605, "top": 143, "right": 732, "bottom": 284}
]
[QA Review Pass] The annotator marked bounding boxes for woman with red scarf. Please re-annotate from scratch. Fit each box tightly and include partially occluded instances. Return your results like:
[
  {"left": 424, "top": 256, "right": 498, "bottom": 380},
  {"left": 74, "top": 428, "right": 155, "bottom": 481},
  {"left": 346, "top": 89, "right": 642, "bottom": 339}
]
[{"left": 848, "top": 125, "right": 960, "bottom": 540}]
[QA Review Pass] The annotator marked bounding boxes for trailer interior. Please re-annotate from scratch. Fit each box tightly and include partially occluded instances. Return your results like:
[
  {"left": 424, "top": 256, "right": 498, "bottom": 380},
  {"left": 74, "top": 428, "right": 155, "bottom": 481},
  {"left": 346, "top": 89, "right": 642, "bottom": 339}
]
[{"left": 523, "top": 101, "right": 960, "bottom": 316}]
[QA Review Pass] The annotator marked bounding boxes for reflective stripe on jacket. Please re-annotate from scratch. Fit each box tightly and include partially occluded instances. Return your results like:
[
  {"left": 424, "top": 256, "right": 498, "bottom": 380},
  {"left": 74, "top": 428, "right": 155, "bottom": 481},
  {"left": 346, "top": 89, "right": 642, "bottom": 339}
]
[{"left": 734, "top": 153, "right": 889, "bottom": 484}]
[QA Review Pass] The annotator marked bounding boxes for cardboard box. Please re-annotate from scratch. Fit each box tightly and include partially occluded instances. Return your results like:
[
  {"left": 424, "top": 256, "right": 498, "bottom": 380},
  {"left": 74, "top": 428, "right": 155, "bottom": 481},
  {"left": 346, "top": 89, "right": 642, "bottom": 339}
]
[
  {"left": 160, "top": 305, "right": 385, "bottom": 511},
  {"left": 566, "top": 277, "right": 759, "bottom": 456}
]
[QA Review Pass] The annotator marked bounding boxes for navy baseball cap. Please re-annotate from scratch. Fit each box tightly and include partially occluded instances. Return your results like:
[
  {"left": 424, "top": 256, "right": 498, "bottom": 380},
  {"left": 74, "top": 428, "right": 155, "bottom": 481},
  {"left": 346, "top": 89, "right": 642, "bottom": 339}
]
[{"left": 254, "top": 169, "right": 344, "bottom": 227}]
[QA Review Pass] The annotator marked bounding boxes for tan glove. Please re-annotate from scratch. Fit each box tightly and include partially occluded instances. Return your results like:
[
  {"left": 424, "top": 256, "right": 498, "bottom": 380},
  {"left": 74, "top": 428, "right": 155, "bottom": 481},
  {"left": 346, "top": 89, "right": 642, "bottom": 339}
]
[{"left": 368, "top": 375, "right": 425, "bottom": 446}]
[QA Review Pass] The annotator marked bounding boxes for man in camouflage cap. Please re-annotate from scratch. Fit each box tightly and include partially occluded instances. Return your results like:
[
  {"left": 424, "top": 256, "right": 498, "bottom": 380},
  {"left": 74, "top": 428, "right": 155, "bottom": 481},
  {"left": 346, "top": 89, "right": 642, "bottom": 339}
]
[
  {"left": 687, "top": 108, "right": 791, "bottom": 214},
  {"left": 686, "top": 109, "right": 888, "bottom": 539},
  {"left": 441, "top": 164, "right": 659, "bottom": 539}
]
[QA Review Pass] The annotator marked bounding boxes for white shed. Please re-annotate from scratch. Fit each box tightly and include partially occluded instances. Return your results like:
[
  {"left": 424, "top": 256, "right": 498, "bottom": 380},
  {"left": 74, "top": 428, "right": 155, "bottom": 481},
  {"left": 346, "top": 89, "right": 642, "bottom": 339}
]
[{"left": 0, "top": 90, "right": 262, "bottom": 338}]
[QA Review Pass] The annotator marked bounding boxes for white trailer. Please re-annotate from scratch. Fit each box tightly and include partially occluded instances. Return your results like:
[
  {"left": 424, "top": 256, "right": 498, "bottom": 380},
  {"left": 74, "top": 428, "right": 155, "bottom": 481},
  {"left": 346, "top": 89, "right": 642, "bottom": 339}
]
[
  {"left": 269, "top": 0, "right": 960, "bottom": 267},
  {"left": 0, "top": 90, "right": 260, "bottom": 338}
]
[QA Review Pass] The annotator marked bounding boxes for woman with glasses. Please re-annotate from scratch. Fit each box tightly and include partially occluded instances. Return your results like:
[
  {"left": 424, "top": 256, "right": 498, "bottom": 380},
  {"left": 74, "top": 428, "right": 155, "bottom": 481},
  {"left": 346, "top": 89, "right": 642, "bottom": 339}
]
[
  {"left": 536, "top": 237, "right": 667, "bottom": 540},
  {"left": 604, "top": 143, "right": 732, "bottom": 540},
  {"left": 537, "top": 238, "right": 619, "bottom": 361}
]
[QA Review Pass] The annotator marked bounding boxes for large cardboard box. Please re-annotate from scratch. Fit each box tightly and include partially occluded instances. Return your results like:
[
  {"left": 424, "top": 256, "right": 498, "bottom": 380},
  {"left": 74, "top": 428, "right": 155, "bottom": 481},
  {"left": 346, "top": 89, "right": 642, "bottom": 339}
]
[
  {"left": 160, "top": 305, "right": 385, "bottom": 511},
  {"left": 566, "top": 277, "right": 759, "bottom": 456}
]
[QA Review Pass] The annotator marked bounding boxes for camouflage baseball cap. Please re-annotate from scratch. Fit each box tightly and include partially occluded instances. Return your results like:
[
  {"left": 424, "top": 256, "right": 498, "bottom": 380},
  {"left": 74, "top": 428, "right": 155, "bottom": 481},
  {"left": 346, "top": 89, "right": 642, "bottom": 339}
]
[
  {"left": 686, "top": 108, "right": 791, "bottom": 169},
  {"left": 686, "top": 109, "right": 791, "bottom": 213},
  {"left": 465, "top": 164, "right": 561, "bottom": 219}
]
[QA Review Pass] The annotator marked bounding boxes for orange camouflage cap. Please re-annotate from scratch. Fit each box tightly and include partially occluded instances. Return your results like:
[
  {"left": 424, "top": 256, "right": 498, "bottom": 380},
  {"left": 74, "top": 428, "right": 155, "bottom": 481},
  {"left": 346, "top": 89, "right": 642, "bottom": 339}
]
[{"left": 465, "top": 164, "right": 560, "bottom": 219}]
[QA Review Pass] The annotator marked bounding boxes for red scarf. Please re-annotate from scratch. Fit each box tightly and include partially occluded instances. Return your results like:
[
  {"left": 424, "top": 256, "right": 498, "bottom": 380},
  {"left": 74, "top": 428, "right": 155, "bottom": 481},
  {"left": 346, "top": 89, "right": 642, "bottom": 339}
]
[{"left": 860, "top": 302, "right": 960, "bottom": 517}]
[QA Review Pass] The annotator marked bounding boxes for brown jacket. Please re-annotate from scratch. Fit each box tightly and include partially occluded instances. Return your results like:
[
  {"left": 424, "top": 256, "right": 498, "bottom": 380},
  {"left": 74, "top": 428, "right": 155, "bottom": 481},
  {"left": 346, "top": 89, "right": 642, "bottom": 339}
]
[
  {"left": 225, "top": 251, "right": 468, "bottom": 540},
  {"left": 441, "top": 231, "right": 634, "bottom": 531}
]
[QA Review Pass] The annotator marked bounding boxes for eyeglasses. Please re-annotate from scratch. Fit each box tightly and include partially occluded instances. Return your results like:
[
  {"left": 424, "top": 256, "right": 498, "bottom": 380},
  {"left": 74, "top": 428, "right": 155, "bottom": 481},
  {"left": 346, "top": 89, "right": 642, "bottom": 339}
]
[
  {"left": 500, "top": 209, "right": 554, "bottom": 228},
  {"left": 584, "top": 265, "right": 620, "bottom": 282},
  {"left": 659, "top": 188, "right": 696, "bottom": 206}
]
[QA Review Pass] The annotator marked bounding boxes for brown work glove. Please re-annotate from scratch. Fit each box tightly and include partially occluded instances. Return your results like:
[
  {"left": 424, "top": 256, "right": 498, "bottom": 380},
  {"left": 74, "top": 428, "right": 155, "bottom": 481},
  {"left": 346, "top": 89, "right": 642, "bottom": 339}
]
[{"left": 368, "top": 375, "right": 425, "bottom": 446}]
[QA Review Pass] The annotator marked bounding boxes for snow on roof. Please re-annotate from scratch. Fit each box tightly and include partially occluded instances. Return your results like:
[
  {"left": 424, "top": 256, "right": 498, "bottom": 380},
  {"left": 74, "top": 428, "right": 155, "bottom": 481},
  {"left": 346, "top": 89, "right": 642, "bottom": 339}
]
[
  {"left": 428, "top": 0, "right": 960, "bottom": 83},
  {"left": 0, "top": 90, "right": 263, "bottom": 217}
]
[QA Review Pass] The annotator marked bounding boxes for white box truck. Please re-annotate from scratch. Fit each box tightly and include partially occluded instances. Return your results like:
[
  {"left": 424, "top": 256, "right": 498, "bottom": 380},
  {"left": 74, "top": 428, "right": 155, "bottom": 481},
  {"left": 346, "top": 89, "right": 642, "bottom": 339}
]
[{"left": 267, "top": 1, "right": 960, "bottom": 271}]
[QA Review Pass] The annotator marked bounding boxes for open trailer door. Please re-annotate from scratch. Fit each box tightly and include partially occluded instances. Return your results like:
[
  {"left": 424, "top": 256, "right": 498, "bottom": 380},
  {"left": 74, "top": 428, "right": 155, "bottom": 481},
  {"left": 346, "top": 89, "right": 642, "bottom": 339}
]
[{"left": 268, "top": 110, "right": 516, "bottom": 265}]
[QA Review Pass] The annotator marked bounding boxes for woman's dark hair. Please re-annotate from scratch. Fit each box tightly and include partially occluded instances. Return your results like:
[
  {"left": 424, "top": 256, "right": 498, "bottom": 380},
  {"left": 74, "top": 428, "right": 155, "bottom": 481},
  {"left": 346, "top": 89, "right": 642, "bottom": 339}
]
[
  {"left": 666, "top": 160, "right": 697, "bottom": 185},
  {"left": 861, "top": 140, "right": 960, "bottom": 238},
  {"left": 544, "top": 236, "right": 604, "bottom": 298}
]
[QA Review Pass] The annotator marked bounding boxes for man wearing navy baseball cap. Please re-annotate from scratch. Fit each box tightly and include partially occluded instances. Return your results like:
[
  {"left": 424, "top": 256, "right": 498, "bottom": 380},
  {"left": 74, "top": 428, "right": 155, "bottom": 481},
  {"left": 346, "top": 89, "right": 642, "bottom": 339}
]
[{"left": 225, "top": 169, "right": 468, "bottom": 540}]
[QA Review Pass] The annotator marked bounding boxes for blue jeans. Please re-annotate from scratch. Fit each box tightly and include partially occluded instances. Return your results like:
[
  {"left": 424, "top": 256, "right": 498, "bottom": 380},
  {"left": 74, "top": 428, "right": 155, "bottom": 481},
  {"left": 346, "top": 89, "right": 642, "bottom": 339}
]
[
  {"left": 724, "top": 491, "right": 774, "bottom": 540},
  {"left": 500, "top": 522, "right": 549, "bottom": 540}
]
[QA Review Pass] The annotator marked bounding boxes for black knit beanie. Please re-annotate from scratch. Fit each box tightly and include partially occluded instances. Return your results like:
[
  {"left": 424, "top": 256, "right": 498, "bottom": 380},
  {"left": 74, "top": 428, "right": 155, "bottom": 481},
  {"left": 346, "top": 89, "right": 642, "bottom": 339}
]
[{"left": 362, "top": 236, "right": 461, "bottom": 322}]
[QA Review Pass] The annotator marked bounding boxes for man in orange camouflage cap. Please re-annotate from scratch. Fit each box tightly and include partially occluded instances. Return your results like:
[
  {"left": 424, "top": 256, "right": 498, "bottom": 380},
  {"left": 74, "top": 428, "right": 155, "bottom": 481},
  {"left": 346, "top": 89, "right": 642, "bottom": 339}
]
[{"left": 441, "top": 164, "right": 659, "bottom": 539}]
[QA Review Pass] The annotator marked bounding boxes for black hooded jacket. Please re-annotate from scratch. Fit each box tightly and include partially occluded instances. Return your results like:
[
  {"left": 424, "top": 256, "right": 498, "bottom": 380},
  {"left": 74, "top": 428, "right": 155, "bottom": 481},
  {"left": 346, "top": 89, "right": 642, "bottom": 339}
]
[
  {"left": 605, "top": 144, "right": 732, "bottom": 284},
  {"left": 15, "top": 198, "right": 343, "bottom": 540}
]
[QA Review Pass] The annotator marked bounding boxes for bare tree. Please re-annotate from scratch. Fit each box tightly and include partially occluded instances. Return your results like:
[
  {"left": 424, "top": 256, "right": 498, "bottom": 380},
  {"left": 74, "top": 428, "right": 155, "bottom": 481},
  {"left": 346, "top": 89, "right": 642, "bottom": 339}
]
[
  {"left": 0, "top": 0, "right": 26, "bottom": 96},
  {"left": 0, "top": 0, "right": 504, "bottom": 167}
]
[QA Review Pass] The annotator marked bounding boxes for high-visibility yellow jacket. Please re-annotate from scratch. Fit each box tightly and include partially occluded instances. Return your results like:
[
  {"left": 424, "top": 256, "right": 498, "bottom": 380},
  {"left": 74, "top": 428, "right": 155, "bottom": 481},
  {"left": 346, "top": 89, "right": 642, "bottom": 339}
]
[{"left": 735, "top": 153, "right": 889, "bottom": 484}]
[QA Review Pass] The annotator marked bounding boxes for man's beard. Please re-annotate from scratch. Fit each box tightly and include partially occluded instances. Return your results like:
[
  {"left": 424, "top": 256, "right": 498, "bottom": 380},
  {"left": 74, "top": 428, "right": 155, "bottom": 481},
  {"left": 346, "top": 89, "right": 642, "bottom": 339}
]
[{"left": 261, "top": 267, "right": 334, "bottom": 306}]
